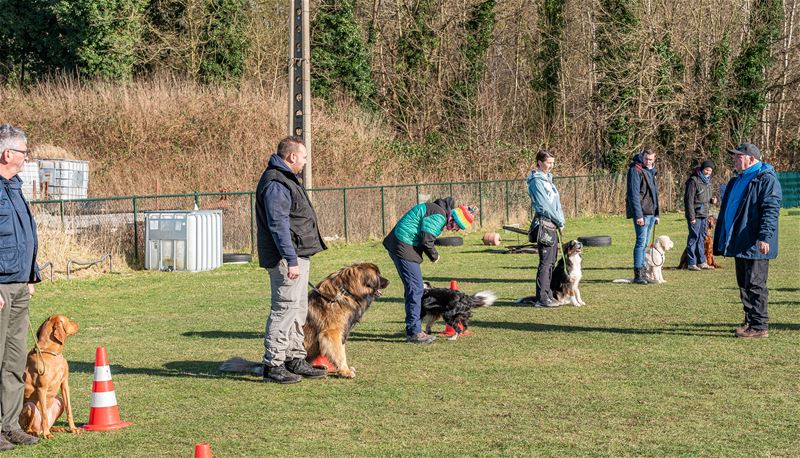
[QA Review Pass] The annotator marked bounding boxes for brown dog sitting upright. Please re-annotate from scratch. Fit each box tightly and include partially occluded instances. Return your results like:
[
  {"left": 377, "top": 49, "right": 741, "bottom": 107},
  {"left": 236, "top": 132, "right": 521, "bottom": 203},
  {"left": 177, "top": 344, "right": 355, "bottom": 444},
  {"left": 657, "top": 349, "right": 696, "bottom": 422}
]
[{"left": 19, "top": 315, "right": 80, "bottom": 439}]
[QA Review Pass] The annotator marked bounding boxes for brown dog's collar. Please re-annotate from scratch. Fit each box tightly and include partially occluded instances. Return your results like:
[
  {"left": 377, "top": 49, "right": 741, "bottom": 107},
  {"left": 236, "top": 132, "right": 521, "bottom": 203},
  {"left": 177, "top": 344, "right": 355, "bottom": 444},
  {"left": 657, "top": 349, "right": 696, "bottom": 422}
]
[{"left": 38, "top": 350, "right": 62, "bottom": 358}]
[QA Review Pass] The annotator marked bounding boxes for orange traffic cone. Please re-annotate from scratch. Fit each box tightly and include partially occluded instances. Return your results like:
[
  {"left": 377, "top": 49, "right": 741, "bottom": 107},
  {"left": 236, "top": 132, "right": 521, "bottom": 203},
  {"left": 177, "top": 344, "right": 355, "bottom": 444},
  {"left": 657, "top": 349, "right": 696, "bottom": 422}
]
[
  {"left": 195, "top": 442, "right": 212, "bottom": 458},
  {"left": 441, "top": 280, "right": 460, "bottom": 336},
  {"left": 81, "top": 346, "right": 133, "bottom": 431},
  {"left": 310, "top": 354, "right": 336, "bottom": 372}
]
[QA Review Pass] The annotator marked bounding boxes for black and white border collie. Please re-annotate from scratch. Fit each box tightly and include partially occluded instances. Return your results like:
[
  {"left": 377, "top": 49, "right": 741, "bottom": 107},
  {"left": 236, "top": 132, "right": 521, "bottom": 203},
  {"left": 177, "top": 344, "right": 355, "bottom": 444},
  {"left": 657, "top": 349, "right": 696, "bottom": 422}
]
[
  {"left": 421, "top": 282, "right": 496, "bottom": 340},
  {"left": 550, "top": 240, "right": 586, "bottom": 306}
]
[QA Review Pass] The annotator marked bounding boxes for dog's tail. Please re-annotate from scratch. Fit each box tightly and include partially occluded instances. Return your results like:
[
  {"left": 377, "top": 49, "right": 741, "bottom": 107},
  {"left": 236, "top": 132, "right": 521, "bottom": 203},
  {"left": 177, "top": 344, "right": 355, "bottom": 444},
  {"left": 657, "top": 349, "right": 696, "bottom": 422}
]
[
  {"left": 611, "top": 278, "right": 633, "bottom": 284},
  {"left": 219, "top": 356, "right": 263, "bottom": 376},
  {"left": 472, "top": 291, "right": 496, "bottom": 307}
]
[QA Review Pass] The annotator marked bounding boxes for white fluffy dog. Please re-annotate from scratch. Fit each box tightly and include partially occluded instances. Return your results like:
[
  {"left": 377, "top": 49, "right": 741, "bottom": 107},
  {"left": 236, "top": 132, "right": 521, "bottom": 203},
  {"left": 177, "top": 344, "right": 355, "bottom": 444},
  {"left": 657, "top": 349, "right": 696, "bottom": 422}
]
[{"left": 643, "top": 235, "right": 674, "bottom": 284}]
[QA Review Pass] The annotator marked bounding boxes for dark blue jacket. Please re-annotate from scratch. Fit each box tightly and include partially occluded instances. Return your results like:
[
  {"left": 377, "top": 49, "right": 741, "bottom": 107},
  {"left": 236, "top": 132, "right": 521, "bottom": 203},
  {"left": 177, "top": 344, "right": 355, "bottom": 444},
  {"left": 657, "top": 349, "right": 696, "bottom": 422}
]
[
  {"left": 713, "top": 163, "right": 782, "bottom": 259},
  {"left": 0, "top": 176, "right": 40, "bottom": 284},
  {"left": 255, "top": 154, "right": 326, "bottom": 268},
  {"left": 625, "top": 154, "right": 660, "bottom": 219}
]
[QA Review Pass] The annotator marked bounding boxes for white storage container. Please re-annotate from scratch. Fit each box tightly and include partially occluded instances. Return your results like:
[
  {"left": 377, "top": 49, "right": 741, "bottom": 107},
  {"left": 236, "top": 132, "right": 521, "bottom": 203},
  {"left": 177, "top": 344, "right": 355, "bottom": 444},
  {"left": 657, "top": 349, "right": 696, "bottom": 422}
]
[
  {"left": 18, "top": 162, "right": 40, "bottom": 200},
  {"left": 144, "top": 210, "right": 223, "bottom": 272},
  {"left": 38, "top": 159, "right": 89, "bottom": 199}
]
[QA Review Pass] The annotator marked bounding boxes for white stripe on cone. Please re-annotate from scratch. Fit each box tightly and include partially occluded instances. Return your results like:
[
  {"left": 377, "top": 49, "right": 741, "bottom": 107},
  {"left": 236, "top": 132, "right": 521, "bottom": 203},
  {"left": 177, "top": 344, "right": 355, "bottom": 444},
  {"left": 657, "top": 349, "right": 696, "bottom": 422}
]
[
  {"left": 91, "top": 391, "right": 119, "bottom": 408},
  {"left": 94, "top": 365, "right": 112, "bottom": 382}
]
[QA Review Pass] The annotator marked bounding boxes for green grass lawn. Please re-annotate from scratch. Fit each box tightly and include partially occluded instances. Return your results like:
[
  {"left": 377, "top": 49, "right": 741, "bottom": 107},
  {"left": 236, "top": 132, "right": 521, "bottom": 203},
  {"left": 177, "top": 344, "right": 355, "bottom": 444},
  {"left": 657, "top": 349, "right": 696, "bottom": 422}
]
[{"left": 15, "top": 212, "right": 800, "bottom": 457}]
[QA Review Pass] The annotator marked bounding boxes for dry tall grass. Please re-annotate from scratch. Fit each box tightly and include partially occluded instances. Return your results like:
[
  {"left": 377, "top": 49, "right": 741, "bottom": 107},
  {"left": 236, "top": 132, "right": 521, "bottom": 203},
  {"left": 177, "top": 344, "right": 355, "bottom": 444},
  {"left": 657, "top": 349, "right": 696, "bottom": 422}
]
[{"left": 0, "top": 77, "right": 533, "bottom": 198}]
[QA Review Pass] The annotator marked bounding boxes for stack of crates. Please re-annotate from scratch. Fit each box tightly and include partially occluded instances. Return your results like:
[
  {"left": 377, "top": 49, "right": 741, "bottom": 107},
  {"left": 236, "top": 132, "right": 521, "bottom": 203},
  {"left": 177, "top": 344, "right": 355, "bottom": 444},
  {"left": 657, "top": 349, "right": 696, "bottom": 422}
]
[{"left": 38, "top": 159, "right": 89, "bottom": 199}]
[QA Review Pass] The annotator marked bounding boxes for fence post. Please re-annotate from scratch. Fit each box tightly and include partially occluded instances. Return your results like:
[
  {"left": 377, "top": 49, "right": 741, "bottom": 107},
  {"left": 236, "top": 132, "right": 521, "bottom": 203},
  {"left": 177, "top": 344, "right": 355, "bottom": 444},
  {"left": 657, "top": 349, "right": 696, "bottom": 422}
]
[
  {"left": 380, "top": 186, "right": 386, "bottom": 236},
  {"left": 504, "top": 180, "right": 510, "bottom": 223},
  {"left": 59, "top": 200, "right": 65, "bottom": 228},
  {"left": 132, "top": 196, "right": 139, "bottom": 265},
  {"left": 249, "top": 192, "right": 255, "bottom": 255},
  {"left": 343, "top": 188, "right": 348, "bottom": 242},
  {"left": 478, "top": 181, "right": 484, "bottom": 227},
  {"left": 194, "top": 191, "right": 200, "bottom": 209},
  {"left": 415, "top": 184, "right": 420, "bottom": 203},
  {"left": 573, "top": 176, "right": 578, "bottom": 217}
]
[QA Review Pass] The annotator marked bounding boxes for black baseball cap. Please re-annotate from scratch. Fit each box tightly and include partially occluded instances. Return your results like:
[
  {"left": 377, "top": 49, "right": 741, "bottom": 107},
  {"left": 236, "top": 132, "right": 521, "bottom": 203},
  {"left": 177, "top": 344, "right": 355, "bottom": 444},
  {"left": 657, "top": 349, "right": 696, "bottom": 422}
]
[{"left": 728, "top": 143, "right": 762, "bottom": 160}]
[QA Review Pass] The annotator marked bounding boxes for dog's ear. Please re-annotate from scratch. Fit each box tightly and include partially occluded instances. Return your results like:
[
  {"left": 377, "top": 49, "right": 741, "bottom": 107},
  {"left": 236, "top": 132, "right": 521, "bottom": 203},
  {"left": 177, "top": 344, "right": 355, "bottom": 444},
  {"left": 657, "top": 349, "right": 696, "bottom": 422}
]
[
  {"left": 36, "top": 316, "right": 54, "bottom": 342},
  {"left": 53, "top": 318, "right": 67, "bottom": 344}
]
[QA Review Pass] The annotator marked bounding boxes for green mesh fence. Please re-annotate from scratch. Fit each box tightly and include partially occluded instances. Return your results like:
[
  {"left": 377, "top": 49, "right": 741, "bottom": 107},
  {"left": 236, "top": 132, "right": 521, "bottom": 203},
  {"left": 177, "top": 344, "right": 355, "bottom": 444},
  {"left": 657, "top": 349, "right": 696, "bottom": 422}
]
[{"left": 778, "top": 172, "right": 800, "bottom": 208}]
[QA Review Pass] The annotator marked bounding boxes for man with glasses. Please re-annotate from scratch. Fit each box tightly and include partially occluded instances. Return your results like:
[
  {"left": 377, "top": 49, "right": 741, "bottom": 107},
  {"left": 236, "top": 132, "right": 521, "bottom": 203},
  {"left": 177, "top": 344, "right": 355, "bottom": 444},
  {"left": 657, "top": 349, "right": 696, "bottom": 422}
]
[
  {"left": 713, "top": 143, "right": 782, "bottom": 338},
  {"left": 0, "top": 124, "right": 41, "bottom": 450}
]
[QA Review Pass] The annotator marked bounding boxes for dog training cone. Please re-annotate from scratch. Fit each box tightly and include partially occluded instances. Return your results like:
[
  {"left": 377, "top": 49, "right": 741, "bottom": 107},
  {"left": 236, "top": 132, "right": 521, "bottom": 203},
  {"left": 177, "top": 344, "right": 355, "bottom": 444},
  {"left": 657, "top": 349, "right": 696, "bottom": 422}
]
[
  {"left": 194, "top": 442, "right": 212, "bottom": 458},
  {"left": 310, "top": 354, "right": 336, "bottom": 372},
  {"left": 440, "top": 280, "right": 460, "bottom": 336},
  {"left": 81, "top": 346, "right": 133, "bottom": 431}
]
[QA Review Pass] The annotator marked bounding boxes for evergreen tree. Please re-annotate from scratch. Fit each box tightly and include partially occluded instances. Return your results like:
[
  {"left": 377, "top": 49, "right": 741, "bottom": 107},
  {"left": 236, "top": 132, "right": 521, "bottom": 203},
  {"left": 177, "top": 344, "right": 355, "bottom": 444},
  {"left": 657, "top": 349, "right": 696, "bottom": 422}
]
[
  {"left": 730, "top": 0, "right": 783, "bottom": 142},
  {"left": 594, "top": 0, "right": 640, "bottom": 173},
  {"left": 312, "top": 0, "right": 376, "bottom": 107}
]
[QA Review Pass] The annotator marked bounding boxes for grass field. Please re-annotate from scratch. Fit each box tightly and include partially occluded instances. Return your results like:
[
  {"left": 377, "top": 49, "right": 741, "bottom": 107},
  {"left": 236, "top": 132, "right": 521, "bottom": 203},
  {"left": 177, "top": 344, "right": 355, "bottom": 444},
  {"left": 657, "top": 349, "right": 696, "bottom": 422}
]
[{"left": 14, "top": 212, "right": 800, "bottom": 457}]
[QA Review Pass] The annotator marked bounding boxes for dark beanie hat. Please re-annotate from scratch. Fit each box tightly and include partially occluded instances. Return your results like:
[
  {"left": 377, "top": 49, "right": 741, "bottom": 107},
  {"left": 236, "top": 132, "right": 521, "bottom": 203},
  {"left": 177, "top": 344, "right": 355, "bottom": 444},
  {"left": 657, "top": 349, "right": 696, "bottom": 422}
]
[{"left": 700, "top": 160, "right": 715, "bottom": 170}]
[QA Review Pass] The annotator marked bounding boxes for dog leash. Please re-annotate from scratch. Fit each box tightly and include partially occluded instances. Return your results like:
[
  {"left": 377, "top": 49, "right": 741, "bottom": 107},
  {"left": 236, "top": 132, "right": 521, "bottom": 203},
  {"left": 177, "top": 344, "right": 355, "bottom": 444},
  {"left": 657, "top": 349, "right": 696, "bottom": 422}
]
[
  {"left": 556, "top": 228, "right": 567, "bottom": 274},
  {"left": 648, "top": 225, "right": 665, "bottom": 267},
  {"left": 27, "top": 320, "right": 47, "bottom": 376}
]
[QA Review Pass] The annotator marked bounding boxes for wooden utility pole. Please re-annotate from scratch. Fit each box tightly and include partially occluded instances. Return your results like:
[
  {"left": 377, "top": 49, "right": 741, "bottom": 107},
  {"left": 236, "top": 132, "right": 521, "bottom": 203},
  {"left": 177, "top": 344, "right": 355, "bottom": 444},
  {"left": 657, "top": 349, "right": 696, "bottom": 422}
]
[{"left": 288, "top": 0, "right": 312, "bottom": 188}]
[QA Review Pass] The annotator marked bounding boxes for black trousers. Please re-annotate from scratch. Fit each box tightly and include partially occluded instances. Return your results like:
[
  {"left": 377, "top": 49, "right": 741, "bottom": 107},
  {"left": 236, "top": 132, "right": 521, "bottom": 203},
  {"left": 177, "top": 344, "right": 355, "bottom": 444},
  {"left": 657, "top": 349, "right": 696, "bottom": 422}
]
[
  {"left": 536, "top": 242, "right": 558, "bottom": 301},
  {"left": 735, "top": 258, "right": 770, "bottom": 330}
]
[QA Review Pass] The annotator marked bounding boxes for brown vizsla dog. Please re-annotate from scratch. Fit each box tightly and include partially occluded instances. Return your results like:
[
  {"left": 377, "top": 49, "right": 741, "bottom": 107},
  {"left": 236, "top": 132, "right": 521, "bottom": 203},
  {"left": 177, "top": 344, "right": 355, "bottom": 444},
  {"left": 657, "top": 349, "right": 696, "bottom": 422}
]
[{"left": 19, "top": 315, "right": 80, "bottom": 439}]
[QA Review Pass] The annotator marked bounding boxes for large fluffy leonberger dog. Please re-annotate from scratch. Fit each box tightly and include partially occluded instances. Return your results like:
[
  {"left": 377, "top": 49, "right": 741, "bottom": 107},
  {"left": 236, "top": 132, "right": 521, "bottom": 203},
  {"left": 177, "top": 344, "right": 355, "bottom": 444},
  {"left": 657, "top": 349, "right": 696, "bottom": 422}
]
[{"left": 220, "top": 262, "right": 389, "bottom": 379}]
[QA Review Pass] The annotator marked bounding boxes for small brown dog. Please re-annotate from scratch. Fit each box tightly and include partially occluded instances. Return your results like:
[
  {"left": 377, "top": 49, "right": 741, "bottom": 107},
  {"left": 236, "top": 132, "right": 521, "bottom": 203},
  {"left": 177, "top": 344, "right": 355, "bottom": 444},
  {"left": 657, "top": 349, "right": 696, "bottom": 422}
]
[
  {"left": 19, "top": 315, "right": 80, "bottom": 439},
  {"left": 678, "top": 215, "right": 721, "bottom": 269}
]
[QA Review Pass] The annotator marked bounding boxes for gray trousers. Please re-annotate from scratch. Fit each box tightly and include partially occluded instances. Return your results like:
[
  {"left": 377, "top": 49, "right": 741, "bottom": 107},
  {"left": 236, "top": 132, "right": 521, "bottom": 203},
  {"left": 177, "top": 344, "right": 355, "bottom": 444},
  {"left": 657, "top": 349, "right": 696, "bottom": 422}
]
[
  {"left": 0, "top": 283, "right": 30, "bottom": 432},
  {"left": 263, "top": 258, "right": 310, "bottom": 367}
]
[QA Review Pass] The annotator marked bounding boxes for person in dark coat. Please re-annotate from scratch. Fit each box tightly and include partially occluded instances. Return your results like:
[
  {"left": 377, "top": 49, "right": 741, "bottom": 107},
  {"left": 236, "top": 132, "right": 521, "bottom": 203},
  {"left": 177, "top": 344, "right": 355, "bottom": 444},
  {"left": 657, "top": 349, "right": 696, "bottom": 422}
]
[
  {"left": 255, "top": 136, "right": 328, "bottom": 383},
  {"left": 625, "top": 146, "right": 660, "bottom": 284},
  {"left": 713, "top": 143, "right": 782, "bottom": 338},
  {"left": 0, "top": 124, "right": 42, "bottom": 451},
  {"left": 683, "top": 159, "right": 716, "bottom": 270}
]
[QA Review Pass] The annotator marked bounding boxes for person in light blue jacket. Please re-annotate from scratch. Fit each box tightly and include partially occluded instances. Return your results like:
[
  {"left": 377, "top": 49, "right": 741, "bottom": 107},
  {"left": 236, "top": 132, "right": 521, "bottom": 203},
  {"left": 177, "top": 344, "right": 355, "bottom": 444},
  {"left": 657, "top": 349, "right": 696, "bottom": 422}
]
[
  {"left": 713, "top": 143, "right": 782, "bottom": 338},
  {"left": 516, "top": 149, "right": 565, "bottom": 307}
]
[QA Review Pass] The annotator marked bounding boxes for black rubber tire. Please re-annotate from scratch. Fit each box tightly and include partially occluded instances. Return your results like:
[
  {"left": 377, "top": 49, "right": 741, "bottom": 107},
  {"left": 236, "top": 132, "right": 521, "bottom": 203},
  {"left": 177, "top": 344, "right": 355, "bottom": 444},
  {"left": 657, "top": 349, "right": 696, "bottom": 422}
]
[
  {"left": 223, "top": 253, "right": 253, "bottom": 264},
  {"left": 577, "top": 236, "right": 612, "bottom": 247},
  {"left": 434, "top": 236, "right": 464, "bottom": 246}
]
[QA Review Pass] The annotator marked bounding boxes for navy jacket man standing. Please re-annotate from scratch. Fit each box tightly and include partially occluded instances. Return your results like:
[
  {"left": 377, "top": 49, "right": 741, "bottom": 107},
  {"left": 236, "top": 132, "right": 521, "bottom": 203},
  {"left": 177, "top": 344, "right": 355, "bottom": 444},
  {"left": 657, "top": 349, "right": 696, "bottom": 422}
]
[
  {"left": 0, "top": 124, "right": 41, "bottom": 451},
  {"left": 713, "top": 143, "right": 782, "bottom": 338},
  {"left": 255, "top": 136, "right": 328, "bottom": 383}
]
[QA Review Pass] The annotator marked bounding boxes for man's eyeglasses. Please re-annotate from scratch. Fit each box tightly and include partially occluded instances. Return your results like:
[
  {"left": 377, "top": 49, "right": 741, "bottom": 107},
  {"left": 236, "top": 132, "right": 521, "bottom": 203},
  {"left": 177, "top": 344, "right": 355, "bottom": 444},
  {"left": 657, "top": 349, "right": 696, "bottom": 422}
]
[{"left": 6, "top": 148, "right": 31, "bottom": 159}]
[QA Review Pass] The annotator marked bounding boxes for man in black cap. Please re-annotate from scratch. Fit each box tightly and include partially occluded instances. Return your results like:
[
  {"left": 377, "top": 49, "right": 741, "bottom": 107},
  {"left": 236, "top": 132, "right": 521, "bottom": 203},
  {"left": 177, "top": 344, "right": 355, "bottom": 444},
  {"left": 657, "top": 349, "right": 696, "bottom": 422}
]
[
  {"left": 683, "top": 159, "right": 716, "bottom": 270},
  {"left": 713, "top": 143, "right": 782, "bottom": 338}
]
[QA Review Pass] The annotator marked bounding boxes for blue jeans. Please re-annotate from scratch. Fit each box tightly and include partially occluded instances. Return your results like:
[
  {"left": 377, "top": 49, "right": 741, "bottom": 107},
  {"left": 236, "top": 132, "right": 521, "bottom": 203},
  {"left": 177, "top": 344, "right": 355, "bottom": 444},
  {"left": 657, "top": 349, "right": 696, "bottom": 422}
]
[
  {"left": 388, "top": 252, "right": 424, "bottom": 337},
  {"left": 633, "top": 215, "right": 656, "bottom": 269},
  {"left": 686, "top": 218, "right": 708, "bottom": 266}
]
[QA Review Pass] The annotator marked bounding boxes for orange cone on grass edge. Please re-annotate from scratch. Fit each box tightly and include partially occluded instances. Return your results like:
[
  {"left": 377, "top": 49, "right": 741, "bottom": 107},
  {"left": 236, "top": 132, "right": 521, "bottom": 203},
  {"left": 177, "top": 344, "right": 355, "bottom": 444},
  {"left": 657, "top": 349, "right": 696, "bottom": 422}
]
[
  {"left": 441, "top": 280, "right": 460, "bottom": 337},
  {"left": 81, "top": 346, "right": 133, "bottom": 431},
  {"left": 195, "top": 442, "right": 212, "bottom": 458}
]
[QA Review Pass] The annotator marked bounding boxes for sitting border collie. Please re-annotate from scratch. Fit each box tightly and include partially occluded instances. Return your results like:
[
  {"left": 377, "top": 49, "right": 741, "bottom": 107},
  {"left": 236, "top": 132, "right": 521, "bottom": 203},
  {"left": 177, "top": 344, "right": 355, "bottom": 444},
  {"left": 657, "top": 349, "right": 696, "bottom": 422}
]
[
  {"left": 421, "top": 282, "right": 496, "bottom": 341},
  {"left": 550, "top": 240, "right": 585, "bottom": 306}
]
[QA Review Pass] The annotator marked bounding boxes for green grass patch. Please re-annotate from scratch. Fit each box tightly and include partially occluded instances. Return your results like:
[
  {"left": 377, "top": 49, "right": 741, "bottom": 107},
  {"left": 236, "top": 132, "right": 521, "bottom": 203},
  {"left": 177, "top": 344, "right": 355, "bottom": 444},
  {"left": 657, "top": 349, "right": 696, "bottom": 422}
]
[{"left": 17, "top": 212, "right": 800, "bottom": 456}]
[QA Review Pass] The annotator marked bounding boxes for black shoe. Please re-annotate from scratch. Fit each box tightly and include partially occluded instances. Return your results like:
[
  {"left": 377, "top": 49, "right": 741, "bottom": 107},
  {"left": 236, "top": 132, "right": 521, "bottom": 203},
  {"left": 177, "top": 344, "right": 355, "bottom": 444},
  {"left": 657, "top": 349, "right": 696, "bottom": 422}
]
[
  {"left": 406, "top": 332, "right": 436, "bottom": 344},
  {"left": 262, "top": 364, "right": 302, "bottom": 384},
  {"left": 633, "top": 268, "right": 648, "bottom": 285},
  {"left": 515, "top": 296, "right": 538, "bottom": 306},
  {"left": 537, "top": 298, "right": 559, "bottom": 308},
  {"left": 0, "top": 435, "right": 14, "bottom": 451},
  {"left": 2, "top": 429, "right": 38, "bottom": 445},
  {"left": 285, "top": 358, "right": 327, "bottom": 379}
]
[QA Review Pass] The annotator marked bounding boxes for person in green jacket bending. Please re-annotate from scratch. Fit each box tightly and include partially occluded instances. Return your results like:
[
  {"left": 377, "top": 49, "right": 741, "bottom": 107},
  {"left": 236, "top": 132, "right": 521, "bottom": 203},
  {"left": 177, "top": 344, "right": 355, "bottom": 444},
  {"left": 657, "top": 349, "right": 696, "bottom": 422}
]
[{"left": 383, "top": 197, "right": 474, "bottom": 344}]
